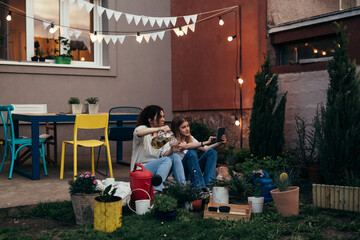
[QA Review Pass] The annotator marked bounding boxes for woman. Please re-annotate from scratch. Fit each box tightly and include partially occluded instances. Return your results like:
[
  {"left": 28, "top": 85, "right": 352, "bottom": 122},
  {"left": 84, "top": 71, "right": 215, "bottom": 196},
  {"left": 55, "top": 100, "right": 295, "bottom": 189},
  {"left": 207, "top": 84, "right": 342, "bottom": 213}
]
[
  {"left": 171, "top": 116, "right": 226, "bottom": 193},
  {"left": 131, "top": 105, "right": 185, "bottom": 192}
]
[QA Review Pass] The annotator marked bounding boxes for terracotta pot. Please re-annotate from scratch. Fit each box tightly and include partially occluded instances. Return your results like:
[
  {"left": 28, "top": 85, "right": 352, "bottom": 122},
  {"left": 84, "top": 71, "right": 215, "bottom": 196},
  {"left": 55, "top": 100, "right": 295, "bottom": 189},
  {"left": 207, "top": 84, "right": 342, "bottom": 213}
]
[
  {"left": 71, "top": 193, "right": 97, "bottom": 225},
  {"left": 307, "top": 164, "right": 322, "bottom": 183},
  {"left": 270, "top": 186, "right": 299, "bottom": 217}
]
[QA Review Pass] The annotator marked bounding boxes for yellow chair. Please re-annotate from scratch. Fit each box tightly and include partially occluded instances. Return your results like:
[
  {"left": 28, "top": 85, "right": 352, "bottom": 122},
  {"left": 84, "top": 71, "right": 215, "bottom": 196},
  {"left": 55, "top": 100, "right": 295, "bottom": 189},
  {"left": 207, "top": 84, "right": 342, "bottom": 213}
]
[{"left": 60, "top": 114, "right": 113, "bottom": 179}]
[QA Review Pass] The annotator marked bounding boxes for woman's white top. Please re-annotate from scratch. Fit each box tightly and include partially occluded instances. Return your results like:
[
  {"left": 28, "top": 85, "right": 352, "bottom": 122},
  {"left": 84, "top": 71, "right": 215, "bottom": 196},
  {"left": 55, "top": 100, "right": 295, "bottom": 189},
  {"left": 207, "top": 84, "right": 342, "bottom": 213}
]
[
  {"left": 174, "top": 136, "right": 198, "bottom": 160},
  {"left": 130, "top": 125, "right": 170, "bottom": 171}
]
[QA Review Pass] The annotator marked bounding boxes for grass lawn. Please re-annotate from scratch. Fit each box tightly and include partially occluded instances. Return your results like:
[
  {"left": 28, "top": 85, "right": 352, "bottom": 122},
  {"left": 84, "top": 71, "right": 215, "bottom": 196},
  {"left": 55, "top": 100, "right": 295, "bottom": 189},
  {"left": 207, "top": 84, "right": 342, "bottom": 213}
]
[{"left": 0, "top": 180, "right": 359, "bottom": 240}]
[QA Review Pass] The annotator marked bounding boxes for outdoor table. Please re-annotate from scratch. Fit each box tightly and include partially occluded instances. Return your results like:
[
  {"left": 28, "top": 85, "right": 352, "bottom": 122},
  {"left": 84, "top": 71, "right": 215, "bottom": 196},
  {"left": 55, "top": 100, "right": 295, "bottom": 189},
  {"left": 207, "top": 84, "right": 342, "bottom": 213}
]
[{"left": 11, "top": 112, "right": 138, "bottom": 180}]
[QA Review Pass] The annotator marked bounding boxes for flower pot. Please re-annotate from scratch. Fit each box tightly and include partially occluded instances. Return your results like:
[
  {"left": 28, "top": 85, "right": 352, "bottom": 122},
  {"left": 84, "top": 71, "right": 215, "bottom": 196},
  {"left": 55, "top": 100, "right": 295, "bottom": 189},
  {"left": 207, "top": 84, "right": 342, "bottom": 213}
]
[
  {"left": 270, "top": 186, "right": 299, "bottom": 217},
  {"left": 154, "top": 208, "right": 176, "bottom": 221},
  {"left": 86, "top": 104, "right": 99, "bottom": 114},
  {"left": 94, "top": 196, "right": 122, "bottom": 233},
  {"left": 71, "top": 193, "right": 97, "bottom": 225},
  {"left": 55, "top": 56, "right": 72, "bottom": 64},
  {"left": 247, "top": 196, "right": 264, "bottom": 213},
  {"left": 70, "top": 104, "right": 83, "bottom": 114},
  {"left": 307, "top": 164, "right": 322, "bottom": 183},
  {"left": 212, "top": 186, "right": 229, "bottom": 204}
]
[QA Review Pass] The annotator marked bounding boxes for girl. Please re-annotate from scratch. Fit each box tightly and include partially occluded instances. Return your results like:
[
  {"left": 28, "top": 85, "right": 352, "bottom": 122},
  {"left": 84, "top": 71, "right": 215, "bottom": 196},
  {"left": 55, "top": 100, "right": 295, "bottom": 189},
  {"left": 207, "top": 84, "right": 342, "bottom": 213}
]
[
  {"left": 171, "top": 116, "right": 226, "bottom": 193},
  {"left": 131, "top": 105, "right": 185, "bottom": 192}
]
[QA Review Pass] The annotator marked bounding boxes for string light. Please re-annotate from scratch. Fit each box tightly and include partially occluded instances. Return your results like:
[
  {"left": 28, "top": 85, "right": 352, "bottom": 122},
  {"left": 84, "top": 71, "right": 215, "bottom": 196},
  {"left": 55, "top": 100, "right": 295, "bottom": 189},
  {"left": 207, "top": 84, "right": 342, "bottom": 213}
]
[
  {"left": 49, "top": 22, "right": 56, "bottom": 34},
  {"left": 90, "top": 31, "right": 97, "bottom": 42},
  {"left": 218, "top": 16, "right": 224, "bottom": 26},
  {"left": 6, "top": 11, "right": 12, "bottom": 21},
  {"left": 227, "top": 35, "right": 236, "bottom": 42},
  {"left": 313, "top": 49, "right": 318, "bottom": 54},
  {"left": 178, "top": 27, "right": 184, "bottom": 36},
  {"left": 136, "top": 32, "right": 143, "bottom": 43},
  {"left": 235, "top": 116, "right": 240, "bottom": 126},
  {"left": 237, "top": 76, "right": 243, "bottom": 84},
  {"left": 322, "top": 51, "right": 326, "bottom": 56}
]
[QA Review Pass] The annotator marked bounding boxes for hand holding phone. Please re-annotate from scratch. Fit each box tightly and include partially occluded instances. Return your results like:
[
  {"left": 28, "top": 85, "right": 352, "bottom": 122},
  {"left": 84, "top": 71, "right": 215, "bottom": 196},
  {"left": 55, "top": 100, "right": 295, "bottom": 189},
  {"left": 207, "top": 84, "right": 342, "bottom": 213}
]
[{"left": 216, "top": 128, "right": 225, "bottom": 142}]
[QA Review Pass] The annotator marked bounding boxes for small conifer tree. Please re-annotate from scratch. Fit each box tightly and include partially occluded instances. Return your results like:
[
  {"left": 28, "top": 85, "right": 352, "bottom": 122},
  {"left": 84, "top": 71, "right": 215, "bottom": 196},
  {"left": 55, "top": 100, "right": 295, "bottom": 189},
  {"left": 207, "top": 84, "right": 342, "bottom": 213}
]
[
  {"left": 249, "top": 53, "right": 287, "bottom": 158},
  {"left": 314, "top": 22, "right": 360, "bottom": 185}
]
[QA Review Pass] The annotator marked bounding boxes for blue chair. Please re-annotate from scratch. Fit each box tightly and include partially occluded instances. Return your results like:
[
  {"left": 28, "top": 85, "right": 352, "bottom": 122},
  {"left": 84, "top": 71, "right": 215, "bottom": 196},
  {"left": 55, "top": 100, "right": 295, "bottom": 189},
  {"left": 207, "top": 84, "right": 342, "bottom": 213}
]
[
  {"left": 0, "top": 105, "right": 47, "bottom": 179},
  {"left": 96, "top": 106, "right": 142, "bottom": 175}
]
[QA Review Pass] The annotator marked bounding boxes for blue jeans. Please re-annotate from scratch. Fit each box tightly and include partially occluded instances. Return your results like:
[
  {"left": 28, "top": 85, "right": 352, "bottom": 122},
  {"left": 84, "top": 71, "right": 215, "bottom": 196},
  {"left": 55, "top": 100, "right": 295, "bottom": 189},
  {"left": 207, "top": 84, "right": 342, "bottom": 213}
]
[
  {"left": 169, "top": 154, "right": 186, "bottom": 185},
  {"left": 181, "top": 149, "right": 217, "bottom": 189},
  {"left": 144, "top": 156, "right": 172, "bottom": 191}
]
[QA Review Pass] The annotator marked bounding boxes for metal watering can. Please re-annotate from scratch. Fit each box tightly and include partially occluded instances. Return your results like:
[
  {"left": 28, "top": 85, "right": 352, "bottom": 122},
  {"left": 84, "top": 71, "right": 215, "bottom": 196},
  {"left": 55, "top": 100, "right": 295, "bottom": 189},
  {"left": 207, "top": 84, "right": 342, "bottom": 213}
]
[{"left": 253, "top": 170, "right": 276, "bottom": 202}]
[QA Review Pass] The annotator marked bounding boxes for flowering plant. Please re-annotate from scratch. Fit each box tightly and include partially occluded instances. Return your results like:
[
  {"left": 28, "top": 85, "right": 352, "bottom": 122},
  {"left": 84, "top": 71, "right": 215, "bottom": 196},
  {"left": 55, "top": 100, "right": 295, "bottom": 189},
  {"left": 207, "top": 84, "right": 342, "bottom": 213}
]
[
  {"left": 68, "top": 172, "right": 99, "bottom": 195},
  {"left": 252, "top": 169, "right": 265, "bottom": 179}
]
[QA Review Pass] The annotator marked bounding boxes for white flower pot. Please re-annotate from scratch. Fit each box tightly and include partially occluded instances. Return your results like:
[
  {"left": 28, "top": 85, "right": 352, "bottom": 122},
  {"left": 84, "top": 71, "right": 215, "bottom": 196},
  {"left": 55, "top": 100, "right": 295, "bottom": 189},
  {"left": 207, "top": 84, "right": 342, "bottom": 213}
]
[
  {"left": 70, "top": 104, "right": 83, "bottom": 114},
  {"left": 212, "top": 186, "right": 229, "bottom": 204},
  {"left": 248, "top": 196, "right": 264, "bottom": 213},
  {"left": 86, "top": 104, "right": 99, "bottom": 114}
]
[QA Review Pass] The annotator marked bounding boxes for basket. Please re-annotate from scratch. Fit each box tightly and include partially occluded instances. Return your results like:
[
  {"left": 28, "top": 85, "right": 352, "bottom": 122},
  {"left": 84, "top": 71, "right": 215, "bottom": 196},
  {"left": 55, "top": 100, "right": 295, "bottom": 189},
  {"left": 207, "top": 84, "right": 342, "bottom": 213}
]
[{"left": 204, "top": 197, "right": 252, "bottom": 221}]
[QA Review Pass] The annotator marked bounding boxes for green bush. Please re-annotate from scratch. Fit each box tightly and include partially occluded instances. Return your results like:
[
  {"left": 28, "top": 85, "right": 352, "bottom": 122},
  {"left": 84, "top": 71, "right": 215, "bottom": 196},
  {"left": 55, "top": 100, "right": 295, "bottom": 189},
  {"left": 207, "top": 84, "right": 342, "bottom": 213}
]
[{"left": 189, "top": 121, "right": 214, "bottom": 142}]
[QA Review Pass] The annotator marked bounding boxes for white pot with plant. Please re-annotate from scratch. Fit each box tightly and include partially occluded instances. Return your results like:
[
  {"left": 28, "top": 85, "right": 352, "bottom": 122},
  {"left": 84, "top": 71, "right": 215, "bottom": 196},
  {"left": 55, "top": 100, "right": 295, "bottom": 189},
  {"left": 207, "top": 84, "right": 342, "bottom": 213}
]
[
  {"left": 68, "top": 97, "right": 83, "bottom": 114},
  {"left": 85, "top": 97, "right": 100, "bottom": 114},
  {"left": 248, "top": 182, "right": 264, "bottom": 213},
  {"left": 211, "top": 179, "right": 230, "bottom": 204}
]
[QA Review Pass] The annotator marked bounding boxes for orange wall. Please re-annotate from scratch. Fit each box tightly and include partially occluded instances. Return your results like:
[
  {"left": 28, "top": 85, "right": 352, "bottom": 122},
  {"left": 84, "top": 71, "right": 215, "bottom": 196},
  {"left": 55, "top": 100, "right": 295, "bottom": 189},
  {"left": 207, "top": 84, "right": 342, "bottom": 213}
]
[{"left": 171, "top": 0, "right": 267, "bottom": 111}]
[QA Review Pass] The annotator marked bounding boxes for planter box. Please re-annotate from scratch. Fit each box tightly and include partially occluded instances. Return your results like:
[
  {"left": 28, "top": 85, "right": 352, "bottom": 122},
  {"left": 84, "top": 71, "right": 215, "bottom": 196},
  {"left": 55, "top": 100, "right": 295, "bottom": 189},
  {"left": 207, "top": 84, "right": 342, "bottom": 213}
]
[
  {"left": 204, "top": 197, "right": 251, "bottom": 221},
  {"left": 312, "top": 184, "right": 360, "bottom": 212}
]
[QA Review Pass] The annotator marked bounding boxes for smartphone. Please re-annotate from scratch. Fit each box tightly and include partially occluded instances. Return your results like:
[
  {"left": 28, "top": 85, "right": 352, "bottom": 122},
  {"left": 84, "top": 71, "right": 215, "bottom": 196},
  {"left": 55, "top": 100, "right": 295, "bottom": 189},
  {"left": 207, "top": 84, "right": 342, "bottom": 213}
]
[{"left": 216, "top": 127, "right": 225, "bottom": 142}]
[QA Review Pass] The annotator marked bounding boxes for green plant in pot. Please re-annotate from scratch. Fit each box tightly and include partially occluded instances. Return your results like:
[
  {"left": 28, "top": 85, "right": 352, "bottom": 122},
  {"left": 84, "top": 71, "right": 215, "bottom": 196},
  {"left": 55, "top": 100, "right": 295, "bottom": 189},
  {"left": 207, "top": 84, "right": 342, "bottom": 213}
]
[
  {"left": 164, "top": 183, "right": 200, "bottom": 210},
  {"left": 55, "top": 36, "right": 73, "bottom": 64},
  {"left": 68, "top": 97, "right": 83, "bottom": 114},
  {"left": 85, "top": 97, "right": 100, "bottom": 114},
  {"left": 153, "top": 194, "right": 177, "bottom": 221},
  {"left": 68, "top": 172, "right": 99, "bottom": 225},
  {"left": 227, "top": 170, "right": 253, "bottom": 204},
  {"left": 211, "top": 178, "right": 231, "bottom": 204},
  {"left": 270, "top": 171, "right": 299, "bottom": 217},
  {"left": 94, "top": 185, "right": 122, "bottom": 232}
]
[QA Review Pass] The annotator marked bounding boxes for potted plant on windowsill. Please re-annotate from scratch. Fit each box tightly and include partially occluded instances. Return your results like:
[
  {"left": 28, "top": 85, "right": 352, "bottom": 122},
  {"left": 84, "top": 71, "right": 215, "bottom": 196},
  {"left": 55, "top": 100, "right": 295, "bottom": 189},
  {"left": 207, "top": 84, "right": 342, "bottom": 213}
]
[
  {"left": 270, "top": 171, "right": 299, "bottom": 217},
  {"left": 94, "top": 185, "right": 122, "bottom": 232},
  {"left": 68, "top": 172, "right": 99, "bottom": 225},
  {"left": 68, "top": 97, "right": 83, "bottom": 114},
  {"left": 153, "top": 194, "right": 177, "bottom": 221},
  {"left": 85, "top": 97, "right": 100, "bottom": 114},
  {"left": 55, "top": 36, "right": 73, "bottom": 64}
]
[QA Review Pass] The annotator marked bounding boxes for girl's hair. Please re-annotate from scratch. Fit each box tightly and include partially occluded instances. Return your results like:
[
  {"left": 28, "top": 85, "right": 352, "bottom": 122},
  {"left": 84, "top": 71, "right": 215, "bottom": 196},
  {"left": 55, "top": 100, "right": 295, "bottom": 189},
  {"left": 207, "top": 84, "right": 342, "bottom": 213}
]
[
  {"left": 136, "top": 105, "right": 163, "bottom": 127},
  {"left": 171, "top": 116, "right": 193, "bottom": 143}
]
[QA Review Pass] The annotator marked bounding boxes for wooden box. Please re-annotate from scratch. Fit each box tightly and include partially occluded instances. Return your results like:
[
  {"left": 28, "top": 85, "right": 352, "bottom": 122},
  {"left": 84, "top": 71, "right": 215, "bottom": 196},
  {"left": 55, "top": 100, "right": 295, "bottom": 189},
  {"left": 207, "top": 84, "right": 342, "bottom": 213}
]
[{"left": 204, "top": 197, "right": 252, "bottom": 221}]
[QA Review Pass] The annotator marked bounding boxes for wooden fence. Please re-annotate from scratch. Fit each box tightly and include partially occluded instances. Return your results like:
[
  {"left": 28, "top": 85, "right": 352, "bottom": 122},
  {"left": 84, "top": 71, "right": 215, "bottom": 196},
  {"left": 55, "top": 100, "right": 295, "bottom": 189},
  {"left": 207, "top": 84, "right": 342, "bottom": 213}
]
[{"left": 312, "top": 184, "right": 360, "bottom": 212}]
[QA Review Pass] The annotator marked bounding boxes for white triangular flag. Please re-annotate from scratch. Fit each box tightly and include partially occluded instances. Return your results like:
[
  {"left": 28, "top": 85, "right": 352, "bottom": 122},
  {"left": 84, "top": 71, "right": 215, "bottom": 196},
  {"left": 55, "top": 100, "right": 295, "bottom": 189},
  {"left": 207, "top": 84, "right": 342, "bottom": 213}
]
[
  {"left": 143, "top": 34, "right": 151, "bottom": 43},
  {"left": 150, "top": 33, "right": 157, "bottom": 41},
  {"left": 118, "top": 35, "right": 125, "bottom": 44},
  {"left": 97, "top": 35, "right": 104, "bottom": 43},
  {"left": 60, "top": 26, "right": 69, "bottom": 37},
  {"left": 183, "top": 15, "right": 191, "bottom": 24},
  {"left": 163, "top": 18, "right": 170, "bottom": 27},
  {"left": 97, "top": 6, "right": 105, "bottom": 16},
  {"left": 69, "top": 0, "right": 75, "bottom": 4},
  {"left": 77, "top": 0, "right": 85, "bottom": 9},
  {"left": 106, "top": 9, "right": 114, "bottom": 20},
  {"left": 114, "top": 11, "right": 122, "bottom": 21},
  {"left": 188, "top": 23, "right": 196, "bottom": 32},
  {"left": 157, "top": 31, "right": 165, "bottom": 40},
  {"left": 74, "top": 30, "right": 81, "bottom": 39},
  {"left": 134, "top": 15, "right": 142, "bottom": 25},
  {"left": 125, "top": 14, "right": 134, "bottom": 24},
  {"left": 104, "top": 35, "right": 111, "bottom": 44},
  {"left": 170, "top": 17, "right": 177, "bottom": 26},
  {"left": 43, "top": 21, "right": 50, "bottom": 30},
  {"left": 148, "top": 17, "right": 155, "bottom": 27},
  {"left": 190, "top": 14, "right": 198, "bottom": 23},
  {"left": 155, "top": 18, "right": 163, "bottom": 27},
  {"left": 111, "top": 36, "right": 117, "bottom": 44},
  {"left": 84, "top": 2, "right": 94, "bottom": 13},
  {"left": 142, "top": 16, "right": 149, "bottom": 26},
  {"left": 182, "top": 26, "right": 189, "bottom": 35},
  {"left": 67, "top": 29, "right": 74, "bottom": 37},
  {"left": 172, "top": 28, "right": 180, "bottom": 37}
]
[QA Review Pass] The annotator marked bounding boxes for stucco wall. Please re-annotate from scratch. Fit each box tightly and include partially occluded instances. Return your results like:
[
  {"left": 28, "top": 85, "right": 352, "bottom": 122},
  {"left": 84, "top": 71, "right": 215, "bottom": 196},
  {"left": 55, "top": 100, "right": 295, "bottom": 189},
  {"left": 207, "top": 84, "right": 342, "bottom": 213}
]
[{"left": 0, "top": 0, "right": 172, "bottom": 158}]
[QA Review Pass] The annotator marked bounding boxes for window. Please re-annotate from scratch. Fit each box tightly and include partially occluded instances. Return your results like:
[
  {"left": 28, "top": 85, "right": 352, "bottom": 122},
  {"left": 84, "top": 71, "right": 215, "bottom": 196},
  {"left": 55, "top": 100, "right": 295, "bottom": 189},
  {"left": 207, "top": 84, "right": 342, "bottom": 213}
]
[
  {"left": 276, "top": 35, "right": 337, "bottom": 66},
  {"left": 0, "top": 0, "right": 102, "bottom": 65}
]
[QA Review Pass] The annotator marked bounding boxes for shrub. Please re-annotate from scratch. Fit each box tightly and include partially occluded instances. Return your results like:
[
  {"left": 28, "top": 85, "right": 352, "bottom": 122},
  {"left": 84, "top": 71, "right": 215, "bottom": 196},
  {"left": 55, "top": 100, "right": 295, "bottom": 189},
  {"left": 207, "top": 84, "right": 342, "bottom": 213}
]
[
  {"left": 153, "top": 194, "right": 177, "bottom": 212},
  {"left": 68, "top": 172, "right": 99, "bottom": 195}
]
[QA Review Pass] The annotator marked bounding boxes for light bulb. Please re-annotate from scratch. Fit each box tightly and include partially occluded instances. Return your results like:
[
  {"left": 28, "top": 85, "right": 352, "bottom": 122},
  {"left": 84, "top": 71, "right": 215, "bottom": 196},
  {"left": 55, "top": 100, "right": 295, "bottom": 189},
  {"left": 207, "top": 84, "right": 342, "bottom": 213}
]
[
  {"left": 219, "top": 16, "right": 224, "bottom": 26},
  {"left": 227, "top": 35, "right": 236, "bottom": 42},
  {"left": 90, "top": 31, "right": 97, "bottom": 42},
  {"left": 49, "top": 22, "right": 56, "bottom": 34},
  {"left": 6, "top": 11, "right": 12, "bottom": 21},
  {"left": 178, "top": 27, "right": 184, "bottom": 37},
  {"left": 237, "top": 76, "right": 244, "bottom": 84},
  {"left": 80, "top": 57, "right": 85, "bottom": 61},
  {"left": 313, "top": 49, "right": 318, "bottom": 54},
  {"left": 235, "top": 117, "right": 240, "bottom": 126},
  {"left": 322, "top": 51, "right": 326, "bottom": 56},
  {"left": 136, "top": 32, "right": 142, "bottom": 43}
]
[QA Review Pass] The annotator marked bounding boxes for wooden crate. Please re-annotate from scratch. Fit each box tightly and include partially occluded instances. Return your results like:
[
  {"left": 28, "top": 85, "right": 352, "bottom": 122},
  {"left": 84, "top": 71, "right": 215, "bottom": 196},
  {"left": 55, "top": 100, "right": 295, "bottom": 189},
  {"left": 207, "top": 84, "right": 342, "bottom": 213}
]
[{"left": 204, "top": 197, "right": 252, "bottom": 221}]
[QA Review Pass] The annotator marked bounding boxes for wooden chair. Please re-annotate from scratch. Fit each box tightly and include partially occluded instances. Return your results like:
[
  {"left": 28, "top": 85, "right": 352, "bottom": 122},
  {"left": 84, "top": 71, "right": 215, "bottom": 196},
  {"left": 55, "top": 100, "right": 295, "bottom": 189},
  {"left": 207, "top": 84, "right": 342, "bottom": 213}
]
[{"left": 60, "top": 114, "right": 113, "bottom": 180}]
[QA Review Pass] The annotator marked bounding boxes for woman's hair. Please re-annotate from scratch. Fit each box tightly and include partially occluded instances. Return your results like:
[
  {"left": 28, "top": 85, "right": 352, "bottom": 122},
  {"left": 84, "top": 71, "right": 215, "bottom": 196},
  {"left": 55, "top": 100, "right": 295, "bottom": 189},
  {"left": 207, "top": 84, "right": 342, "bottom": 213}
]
[
  {"left": 136, "top": 105, "right": 163, "bottom": 127},
  {"left": 171, "top": 116, "right": 193, "bottom": 143}
]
